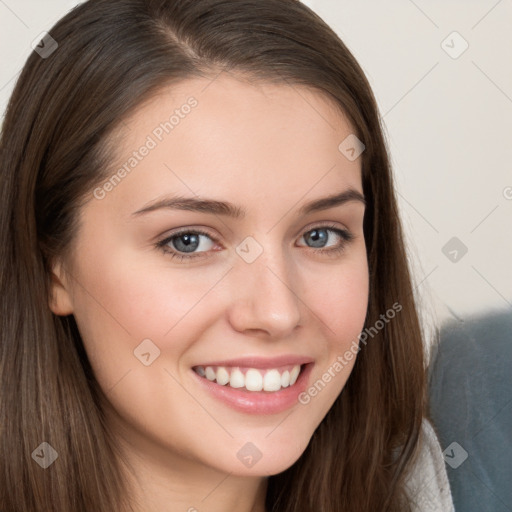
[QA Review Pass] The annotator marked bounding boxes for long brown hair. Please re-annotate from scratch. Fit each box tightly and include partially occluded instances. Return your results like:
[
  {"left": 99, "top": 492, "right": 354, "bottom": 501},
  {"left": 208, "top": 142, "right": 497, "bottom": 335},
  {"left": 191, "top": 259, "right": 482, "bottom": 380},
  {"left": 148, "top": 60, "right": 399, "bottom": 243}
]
[{"left": 0, "top": 1, "right": 426, "bottom": 510}]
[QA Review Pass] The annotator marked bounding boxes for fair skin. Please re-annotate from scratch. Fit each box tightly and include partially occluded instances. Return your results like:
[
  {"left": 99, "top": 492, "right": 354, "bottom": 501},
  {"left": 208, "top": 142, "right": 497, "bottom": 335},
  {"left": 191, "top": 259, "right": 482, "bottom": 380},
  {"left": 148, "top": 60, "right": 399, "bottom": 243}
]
[{"left": 50, "top": 73, "right": 369, "bottom": 512}]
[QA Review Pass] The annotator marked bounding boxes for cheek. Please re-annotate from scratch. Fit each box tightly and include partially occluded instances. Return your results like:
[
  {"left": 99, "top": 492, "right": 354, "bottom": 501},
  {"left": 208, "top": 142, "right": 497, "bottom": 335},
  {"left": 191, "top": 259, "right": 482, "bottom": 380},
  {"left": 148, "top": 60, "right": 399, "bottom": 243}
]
[
  {"left": 68, "top": 254, "right": 230, "bottom": 440},
  {"left": 69, "top": 250, "right": 229, "bottom": 381},
  {"left": 307, "top": 253, "right": 369, "bottom": 349},
  {"left": 296, "top": 253, "right": 369, "bottom": 413}
]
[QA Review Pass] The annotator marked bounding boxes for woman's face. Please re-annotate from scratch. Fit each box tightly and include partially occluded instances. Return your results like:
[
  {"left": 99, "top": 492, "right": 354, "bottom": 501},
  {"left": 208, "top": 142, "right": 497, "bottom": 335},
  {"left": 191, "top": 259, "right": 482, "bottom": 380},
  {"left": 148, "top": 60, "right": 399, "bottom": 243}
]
[{"left": 50, "top": 73, "right": 369, "bottom": 478}]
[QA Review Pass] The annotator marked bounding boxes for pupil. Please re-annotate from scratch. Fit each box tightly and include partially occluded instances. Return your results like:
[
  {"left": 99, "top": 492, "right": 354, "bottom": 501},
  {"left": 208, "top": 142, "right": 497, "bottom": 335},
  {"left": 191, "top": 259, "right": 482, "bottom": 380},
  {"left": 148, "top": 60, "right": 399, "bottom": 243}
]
[
  {"left": 174, "top": 233, "right": 199, "bottom": 253},
  {"left": 308, "top": 229, "right": 327, "bottom": 248}
]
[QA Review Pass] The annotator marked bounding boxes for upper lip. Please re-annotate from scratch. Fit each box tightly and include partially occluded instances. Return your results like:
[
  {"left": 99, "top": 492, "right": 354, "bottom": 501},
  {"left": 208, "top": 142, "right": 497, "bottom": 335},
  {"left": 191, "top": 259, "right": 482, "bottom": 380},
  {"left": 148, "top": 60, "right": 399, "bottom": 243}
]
[{"left": 194, "top": 355, "right": 314, "bottom": 369}]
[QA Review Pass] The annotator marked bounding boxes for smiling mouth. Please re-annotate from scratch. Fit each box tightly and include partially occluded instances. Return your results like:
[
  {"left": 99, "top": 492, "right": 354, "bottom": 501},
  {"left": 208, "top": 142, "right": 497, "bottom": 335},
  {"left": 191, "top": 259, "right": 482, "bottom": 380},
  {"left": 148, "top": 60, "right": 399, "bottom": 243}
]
[{"left": 192, "top": 364, "right": 304, "bottom": 392}]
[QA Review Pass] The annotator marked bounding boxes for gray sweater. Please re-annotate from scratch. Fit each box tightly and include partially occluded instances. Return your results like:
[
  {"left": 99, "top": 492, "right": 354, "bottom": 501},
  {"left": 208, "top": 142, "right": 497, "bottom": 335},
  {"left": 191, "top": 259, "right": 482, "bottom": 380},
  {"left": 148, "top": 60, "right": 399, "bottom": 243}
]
[{"left": 405, "top": 418, "right": 455, "bottom": 511}]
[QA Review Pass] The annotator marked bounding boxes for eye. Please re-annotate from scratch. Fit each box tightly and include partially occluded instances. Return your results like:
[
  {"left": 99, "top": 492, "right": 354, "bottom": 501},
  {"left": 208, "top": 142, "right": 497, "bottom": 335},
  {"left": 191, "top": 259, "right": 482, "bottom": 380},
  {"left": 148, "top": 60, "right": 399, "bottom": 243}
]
[
  {"left": 156, "top": 229, "right": 218, "bottom": 261},
  {"left": 297, "top": 224, "right": 354, "bottom": 256}
]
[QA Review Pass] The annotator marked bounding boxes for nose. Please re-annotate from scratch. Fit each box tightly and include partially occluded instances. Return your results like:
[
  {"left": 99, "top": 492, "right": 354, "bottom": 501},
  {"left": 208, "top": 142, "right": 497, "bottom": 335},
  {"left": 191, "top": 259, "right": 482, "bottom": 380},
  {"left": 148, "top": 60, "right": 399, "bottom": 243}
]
[{"left": 226, "top": 244, "right": 302, "bottom": 339}]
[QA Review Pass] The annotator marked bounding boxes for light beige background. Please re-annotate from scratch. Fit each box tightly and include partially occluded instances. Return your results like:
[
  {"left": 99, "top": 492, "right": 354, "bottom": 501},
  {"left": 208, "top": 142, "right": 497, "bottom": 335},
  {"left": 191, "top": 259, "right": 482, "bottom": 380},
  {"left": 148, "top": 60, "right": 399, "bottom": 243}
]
[{"left": 1, "top": 0, "right": 511, "bottom": 336}]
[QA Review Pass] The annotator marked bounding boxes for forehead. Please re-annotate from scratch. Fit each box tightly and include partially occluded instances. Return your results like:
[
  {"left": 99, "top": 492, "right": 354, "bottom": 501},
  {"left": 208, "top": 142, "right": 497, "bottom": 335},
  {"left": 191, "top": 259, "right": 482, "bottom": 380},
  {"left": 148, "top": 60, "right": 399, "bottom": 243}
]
[{"left": 100, "top": 73, "right": 363, "bottom": 215}]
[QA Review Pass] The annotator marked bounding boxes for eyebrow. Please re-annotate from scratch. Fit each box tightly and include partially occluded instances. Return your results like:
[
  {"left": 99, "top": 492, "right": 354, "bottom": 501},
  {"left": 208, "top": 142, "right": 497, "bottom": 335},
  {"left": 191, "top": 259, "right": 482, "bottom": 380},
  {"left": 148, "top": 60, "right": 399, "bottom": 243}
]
[{"left": 131, "top": 188, "right": 366, "bottom": 219}]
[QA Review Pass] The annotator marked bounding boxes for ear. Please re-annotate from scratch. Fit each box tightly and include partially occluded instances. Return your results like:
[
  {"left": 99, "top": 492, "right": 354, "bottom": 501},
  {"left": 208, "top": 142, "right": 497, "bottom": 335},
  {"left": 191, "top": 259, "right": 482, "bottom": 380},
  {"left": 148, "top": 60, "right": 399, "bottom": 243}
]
[{"left": 48, "top": 260, "right": 74, "bottom": 316}]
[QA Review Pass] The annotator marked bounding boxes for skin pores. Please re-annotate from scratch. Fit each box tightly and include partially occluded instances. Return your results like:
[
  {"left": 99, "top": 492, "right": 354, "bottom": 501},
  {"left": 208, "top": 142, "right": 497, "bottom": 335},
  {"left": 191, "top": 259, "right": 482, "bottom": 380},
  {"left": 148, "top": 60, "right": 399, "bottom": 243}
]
[{"left": 50, "top": 73, "right": 369, "bottom": 510}]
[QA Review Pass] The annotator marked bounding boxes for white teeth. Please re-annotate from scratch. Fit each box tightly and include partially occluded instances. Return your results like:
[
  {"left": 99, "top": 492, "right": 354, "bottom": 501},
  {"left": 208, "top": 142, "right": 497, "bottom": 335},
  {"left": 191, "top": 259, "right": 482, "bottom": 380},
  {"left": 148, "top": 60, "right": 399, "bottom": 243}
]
[
  {"left": 229, "top": 368, "right": 245, "bottom": 388},
  {"left": 245, "top": 369, "right": 263, "bottom": 391},
  {"left": 281, "top": 370, "right": 290, "bottom": 388},
  {"left": 289, "top": 365, "right": 300, "bottom": 386},
  {"left": 194, "top": 364, "right": 303, "bottom": 392},
  {"left": 216, "top": 366, "right": 230, "bottom": 385},
  {"left": 263, "top": 369, "right": 282, "bottom": 392}
]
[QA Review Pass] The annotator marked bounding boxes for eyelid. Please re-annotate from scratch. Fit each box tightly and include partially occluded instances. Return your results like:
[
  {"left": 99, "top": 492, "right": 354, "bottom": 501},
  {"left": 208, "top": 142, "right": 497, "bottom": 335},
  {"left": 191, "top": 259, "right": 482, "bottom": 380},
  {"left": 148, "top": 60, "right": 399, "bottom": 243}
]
[
  {"left": 161, "top": 226, "right": 218, "bottom": 241},
  {"left": 298, "top": 221, "right": 350, "bottom": 238}
]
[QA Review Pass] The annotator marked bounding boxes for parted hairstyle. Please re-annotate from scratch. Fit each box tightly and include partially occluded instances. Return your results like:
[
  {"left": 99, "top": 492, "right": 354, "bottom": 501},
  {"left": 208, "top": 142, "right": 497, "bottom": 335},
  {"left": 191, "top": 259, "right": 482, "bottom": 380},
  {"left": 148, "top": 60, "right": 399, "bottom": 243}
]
[{"left": 0, "top": 0, "right": 427, "bottom": 510}]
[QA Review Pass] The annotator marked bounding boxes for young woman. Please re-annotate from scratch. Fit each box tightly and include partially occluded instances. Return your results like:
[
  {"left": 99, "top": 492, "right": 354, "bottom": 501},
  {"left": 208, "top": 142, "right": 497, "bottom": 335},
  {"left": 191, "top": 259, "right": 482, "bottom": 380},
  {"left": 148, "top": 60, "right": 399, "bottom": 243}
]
[{"left": 0, "top": 1, "right": 454, "bottom": 510}]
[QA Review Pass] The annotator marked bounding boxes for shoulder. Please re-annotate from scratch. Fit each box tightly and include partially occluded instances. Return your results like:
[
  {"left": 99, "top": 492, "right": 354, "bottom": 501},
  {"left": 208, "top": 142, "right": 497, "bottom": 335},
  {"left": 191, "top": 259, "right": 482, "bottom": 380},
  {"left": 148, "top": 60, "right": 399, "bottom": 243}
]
[{"left": 403, "top": 417, "right": 455, "bottom": 512}]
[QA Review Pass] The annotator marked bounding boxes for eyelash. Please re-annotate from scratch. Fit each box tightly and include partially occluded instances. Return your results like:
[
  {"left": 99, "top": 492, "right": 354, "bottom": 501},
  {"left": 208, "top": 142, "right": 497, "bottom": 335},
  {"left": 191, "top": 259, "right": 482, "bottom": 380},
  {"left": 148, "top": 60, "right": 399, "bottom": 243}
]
[{"left": 155, "top": 224, "right": 354, "bottom": 262}]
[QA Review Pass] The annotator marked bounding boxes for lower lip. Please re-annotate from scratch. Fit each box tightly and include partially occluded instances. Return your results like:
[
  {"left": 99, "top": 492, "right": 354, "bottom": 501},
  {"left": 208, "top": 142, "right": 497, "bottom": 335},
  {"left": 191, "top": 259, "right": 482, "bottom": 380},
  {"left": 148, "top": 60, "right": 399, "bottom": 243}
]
[{"left": 192, "top": 363, "right": 314, "bottom": 415}]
